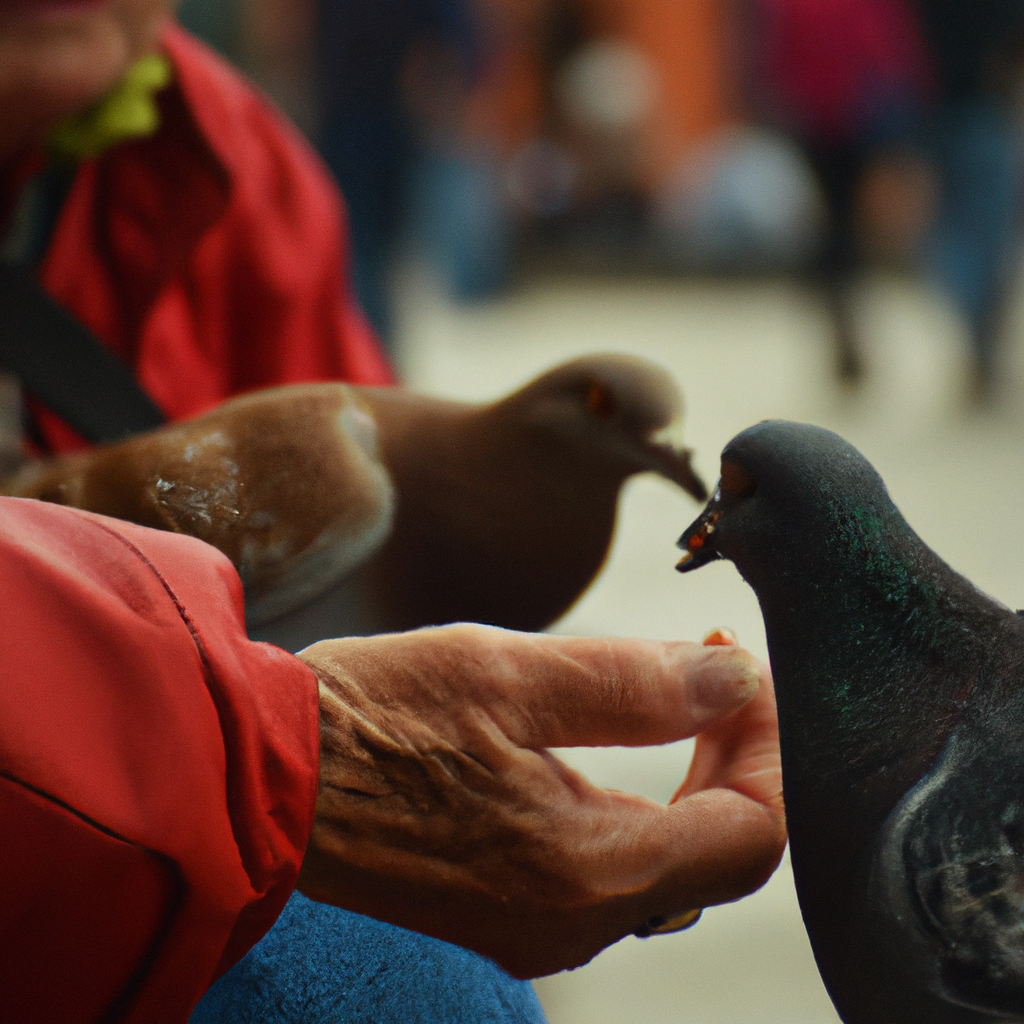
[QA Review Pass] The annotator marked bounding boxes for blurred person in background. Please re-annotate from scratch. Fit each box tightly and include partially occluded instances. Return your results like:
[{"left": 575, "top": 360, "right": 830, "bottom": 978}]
[
  {"left": 740, "top": 0, "right": 1024, "bottom": 402},
  {"left": 739, "top": 0, "right": 935, "bottom": 384},
  {"left": 312, "top": 0, "right": 495, "bottom": 346},
  {"left": 913, "top": 0, "right": 1024, "bottom": 402}
]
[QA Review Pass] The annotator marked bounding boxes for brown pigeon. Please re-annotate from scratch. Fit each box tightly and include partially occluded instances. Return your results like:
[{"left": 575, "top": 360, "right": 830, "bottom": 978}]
[
  {"left": 255, "top": 353, "right": 706, "bottom": 648},
  {"left": 3, "top": 355, "right": 705, "bottom": 647}
]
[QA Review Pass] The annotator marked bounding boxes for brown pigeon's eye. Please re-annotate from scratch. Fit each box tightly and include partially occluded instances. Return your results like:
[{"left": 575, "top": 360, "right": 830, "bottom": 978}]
[
  {"left": 719, "top": 459, "right": 756, "bottom": 499},
  {"left": 586, "top": 380, "right": 618, "bottom": 419}
]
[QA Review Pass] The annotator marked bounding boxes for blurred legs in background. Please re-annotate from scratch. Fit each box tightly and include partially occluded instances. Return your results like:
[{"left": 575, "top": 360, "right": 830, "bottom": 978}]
[
  {"left": 924, "top": 100, "right": 1022, "bottom": 401},
  {"left": 314, "top": 0, "right": 515, "bottom": 348},
  {"left": 318, "top": 100, "right": 411, "bottom": 344},
  {"left": 802, "top": 140, "right": 871, "bottom": 384}
]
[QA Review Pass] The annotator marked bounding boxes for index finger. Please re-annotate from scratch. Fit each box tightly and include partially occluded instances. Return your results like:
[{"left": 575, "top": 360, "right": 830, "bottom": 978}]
[{"left": 429, "top": 625, "right": 764, "bottom": 749}]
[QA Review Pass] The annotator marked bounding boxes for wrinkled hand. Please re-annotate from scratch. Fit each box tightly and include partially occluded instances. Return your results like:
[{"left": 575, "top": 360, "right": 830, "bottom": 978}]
[{"left": 295, "top": 624, "right": 786, "bottom": 978}]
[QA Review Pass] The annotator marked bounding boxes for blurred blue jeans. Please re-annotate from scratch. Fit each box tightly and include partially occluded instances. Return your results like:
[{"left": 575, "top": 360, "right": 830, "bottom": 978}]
[
  {"left": 189, "top": 892, "right": 548, "bottom": 1023},
  {"left": 924, "top": 99, "right": 1022, "bottom": 374}
]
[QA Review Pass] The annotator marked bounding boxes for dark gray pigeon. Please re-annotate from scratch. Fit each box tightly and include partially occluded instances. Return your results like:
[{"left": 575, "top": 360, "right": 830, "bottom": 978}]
[{"left": 677, "top": 419, "right": 1024, "bottom": 1024}]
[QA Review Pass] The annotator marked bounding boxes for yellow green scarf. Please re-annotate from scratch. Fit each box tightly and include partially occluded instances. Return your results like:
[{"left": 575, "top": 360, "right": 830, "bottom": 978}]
[{"left": 48, "top": 52, "right": 174, "bottom": 161}]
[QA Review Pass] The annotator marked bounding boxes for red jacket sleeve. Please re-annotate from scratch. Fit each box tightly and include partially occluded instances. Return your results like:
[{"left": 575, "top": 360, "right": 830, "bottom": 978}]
[{"left": 0, "top": 497, "right": 320, "bottom": 1024}]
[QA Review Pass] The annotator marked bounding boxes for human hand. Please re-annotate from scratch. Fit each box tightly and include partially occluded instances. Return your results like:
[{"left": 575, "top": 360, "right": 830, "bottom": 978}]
[
  {"left": 638, "top": 627, "right": 785, "bottom": 937},
  {"left": 674, "top": 627, "right": 785, "bottom": 814},
  {"left": 295, "top": 624, "right": 786, "bottom": 978}
]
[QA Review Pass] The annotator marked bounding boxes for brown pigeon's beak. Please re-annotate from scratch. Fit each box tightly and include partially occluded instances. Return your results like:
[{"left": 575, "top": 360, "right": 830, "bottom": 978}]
[
  {"left": 676, "top": 488, "right": 725, "bottom": 571},
  {"left": 640, "top": 438, "right": 708, "bottom": 502}
]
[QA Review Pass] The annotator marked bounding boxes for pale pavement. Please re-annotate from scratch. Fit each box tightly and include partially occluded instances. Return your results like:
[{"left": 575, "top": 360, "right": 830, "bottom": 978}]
[{"left": 392, "top": 267, "right": 1024, "bottom": 1024}]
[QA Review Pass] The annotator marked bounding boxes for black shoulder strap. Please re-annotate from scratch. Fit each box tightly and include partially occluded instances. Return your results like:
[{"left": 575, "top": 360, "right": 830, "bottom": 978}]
[{"left": 0, "top": 262, "right": 166, "bottom": 443}]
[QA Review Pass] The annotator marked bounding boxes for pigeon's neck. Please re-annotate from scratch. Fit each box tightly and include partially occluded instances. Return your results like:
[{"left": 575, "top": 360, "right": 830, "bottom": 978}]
[{"left": 743, "top": 501, "right": 1001, "bottom": 786}]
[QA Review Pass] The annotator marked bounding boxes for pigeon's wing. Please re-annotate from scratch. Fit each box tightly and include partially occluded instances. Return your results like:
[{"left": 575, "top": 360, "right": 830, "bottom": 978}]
[{"left": 871, "top": 730, "right": 1024, "bottom": 1020}]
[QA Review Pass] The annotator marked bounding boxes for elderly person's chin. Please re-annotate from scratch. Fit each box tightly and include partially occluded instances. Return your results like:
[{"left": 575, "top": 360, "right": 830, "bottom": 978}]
[{"left": 0, "top": 0, "right": 176, "bottom": 161}]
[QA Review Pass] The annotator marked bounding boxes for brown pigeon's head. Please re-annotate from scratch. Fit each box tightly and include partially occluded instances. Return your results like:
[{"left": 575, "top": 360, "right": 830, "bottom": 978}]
[{"left": 498, "top": 353, "right": 707, "bottom": 501}]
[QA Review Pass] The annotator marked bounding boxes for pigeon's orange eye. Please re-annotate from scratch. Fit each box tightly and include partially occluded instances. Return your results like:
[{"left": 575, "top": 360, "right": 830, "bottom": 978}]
[
  {"left": 587, "top": 381, "right": 618, "bottom": 419},
  {"left": 719, "top": 459, "right": 756, "bottom": 499}
]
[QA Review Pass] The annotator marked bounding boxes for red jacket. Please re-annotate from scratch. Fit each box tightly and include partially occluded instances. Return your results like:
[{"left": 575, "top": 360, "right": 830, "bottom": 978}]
[
  {"left": 0, "top": 24, "right": 389, "bottom": 1021},
  {"left": 29, "top": 22, "right": 394, "bottom": 453},
  {"left": 0, "top": 496, "right": 320, "bottom": 1024}
]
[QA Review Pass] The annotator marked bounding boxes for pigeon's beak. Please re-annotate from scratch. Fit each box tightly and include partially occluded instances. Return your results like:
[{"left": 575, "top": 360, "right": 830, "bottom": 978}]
[
  {"left": 676, "top": 489, "right": 725, "bottom": 572},
  {"left": 646, "top": 442, "right": 708, "bottom": 502},
  {"left": 639, "top": 423, "right": 708, "bottom": 502}
]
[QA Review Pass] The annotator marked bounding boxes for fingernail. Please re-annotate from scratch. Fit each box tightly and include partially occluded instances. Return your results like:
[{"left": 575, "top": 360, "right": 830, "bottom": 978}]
[
  {"left": 690, "top": 648, "right": 760, "bottom": 720},
  {"left": 702, "top": 626, "right": 737, "bottom": 646}
]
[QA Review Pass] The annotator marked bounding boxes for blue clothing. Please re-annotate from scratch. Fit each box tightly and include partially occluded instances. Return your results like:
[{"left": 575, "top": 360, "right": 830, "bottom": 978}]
[
  {"left": 924, "top": 100, "right": 1021, "bottom": 371},
  {"left": 190, "top": 892, "right": 549, "bottom": 1024},
  {"left": 313, "top": 0, "right": 493, "bottom": 344}
]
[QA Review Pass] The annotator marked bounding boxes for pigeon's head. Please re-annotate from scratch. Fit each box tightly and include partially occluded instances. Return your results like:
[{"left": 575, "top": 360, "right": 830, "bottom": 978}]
[
  {"left": 501, "top": 354, "right": 708, "bottom": 501},
  {"left": 676, "top": 420, "right": 895, "bottom": 587}
]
